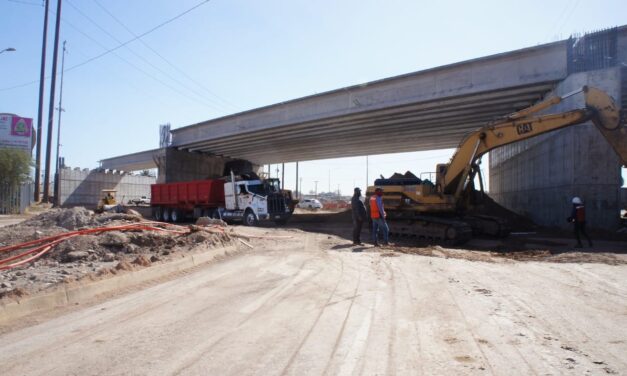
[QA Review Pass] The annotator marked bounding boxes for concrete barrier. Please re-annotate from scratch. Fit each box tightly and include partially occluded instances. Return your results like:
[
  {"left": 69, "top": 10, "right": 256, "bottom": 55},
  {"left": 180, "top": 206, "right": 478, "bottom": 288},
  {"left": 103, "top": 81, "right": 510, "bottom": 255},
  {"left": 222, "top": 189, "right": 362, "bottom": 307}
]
[{"left": 0, "top": 244, "right": 237, "bottom": 325}]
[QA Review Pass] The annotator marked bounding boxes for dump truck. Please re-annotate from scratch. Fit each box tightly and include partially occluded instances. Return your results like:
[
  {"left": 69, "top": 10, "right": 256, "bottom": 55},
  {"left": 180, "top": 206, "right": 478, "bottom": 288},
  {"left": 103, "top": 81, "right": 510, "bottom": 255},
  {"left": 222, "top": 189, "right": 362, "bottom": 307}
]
[
  {"left": 367, "top": 86, "right": 627, "bottom": 244},
  {"left": 151, "top": 173, "right": 292, "bottom": 225}
]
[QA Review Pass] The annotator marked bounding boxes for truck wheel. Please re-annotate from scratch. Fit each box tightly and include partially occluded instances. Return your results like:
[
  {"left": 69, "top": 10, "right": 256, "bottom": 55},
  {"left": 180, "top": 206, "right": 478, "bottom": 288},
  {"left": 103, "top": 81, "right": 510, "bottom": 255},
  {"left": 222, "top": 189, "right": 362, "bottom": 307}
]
[
  {"left": 163, "top": 208, "right": 171, "bottom": 222},
  {"left": 152, "top": 207, "right": 163, "bottom": 221},
  {"left": 171, "top": 209, "right": 181, "bottom": 223},
  {"left": 243, "top": 209, "right": 258, "bottom": 226}
]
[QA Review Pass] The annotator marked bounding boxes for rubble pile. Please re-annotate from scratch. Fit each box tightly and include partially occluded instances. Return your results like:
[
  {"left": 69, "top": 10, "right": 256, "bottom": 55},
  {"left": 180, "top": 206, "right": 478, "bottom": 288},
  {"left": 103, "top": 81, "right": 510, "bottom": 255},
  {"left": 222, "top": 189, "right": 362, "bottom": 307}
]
[{"left": 0, "top": 207, "right": 234, "bottom": 299}]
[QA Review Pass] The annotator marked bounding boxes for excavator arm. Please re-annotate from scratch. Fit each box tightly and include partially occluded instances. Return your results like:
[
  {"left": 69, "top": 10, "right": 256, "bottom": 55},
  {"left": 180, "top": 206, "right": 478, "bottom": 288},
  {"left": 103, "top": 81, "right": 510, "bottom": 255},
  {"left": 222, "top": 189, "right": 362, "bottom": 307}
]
[{"left": 441, "top": 86, "right": 627, "bottom": 198}]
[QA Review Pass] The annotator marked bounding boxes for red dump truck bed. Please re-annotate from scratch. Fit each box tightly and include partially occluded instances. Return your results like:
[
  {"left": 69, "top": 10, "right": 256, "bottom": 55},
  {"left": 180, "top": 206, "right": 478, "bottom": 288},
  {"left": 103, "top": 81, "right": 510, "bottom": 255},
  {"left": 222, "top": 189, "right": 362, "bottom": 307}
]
[{"left": 151, "top": 179, "right": 225, "bottom": 210}]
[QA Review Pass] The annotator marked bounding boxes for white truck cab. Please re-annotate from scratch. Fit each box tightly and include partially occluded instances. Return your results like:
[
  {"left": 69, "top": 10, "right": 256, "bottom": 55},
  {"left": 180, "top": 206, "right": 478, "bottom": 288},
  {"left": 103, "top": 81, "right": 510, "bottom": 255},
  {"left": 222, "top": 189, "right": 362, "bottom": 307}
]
[{"left": 222, "top": 178, "right": 291, "bottom": 225}]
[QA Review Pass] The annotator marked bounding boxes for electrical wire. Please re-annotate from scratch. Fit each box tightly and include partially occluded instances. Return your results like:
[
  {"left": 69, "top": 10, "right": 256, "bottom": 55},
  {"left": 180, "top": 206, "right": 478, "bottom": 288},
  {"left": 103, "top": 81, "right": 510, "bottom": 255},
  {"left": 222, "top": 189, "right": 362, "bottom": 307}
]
[
  {"left": 92, "top": 0, "right": 240, "bottom": 112},
  {"left": 64, "top": 0, "right": 229, "bottom": 112},
  {"left": 0, "top": 0, "right": 212, "bottom": 91},
  {"left": 6, "top": 0, "right": 43, "bottom": 6}
]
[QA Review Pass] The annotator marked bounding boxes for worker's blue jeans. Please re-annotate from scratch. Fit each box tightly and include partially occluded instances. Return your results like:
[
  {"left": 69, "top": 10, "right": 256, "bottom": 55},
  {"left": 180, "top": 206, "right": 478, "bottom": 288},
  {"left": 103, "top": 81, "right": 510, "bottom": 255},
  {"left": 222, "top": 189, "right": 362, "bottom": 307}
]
[{"left": 372, "top": 218, "right": 389, "bottom": 244}]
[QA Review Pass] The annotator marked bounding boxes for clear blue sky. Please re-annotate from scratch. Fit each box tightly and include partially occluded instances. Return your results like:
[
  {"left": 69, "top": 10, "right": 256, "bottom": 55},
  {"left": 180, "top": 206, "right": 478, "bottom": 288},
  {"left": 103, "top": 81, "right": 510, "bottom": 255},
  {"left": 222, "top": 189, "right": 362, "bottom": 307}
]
[{"left": 1, "top": 0, "right": 626, "bottom": 194}]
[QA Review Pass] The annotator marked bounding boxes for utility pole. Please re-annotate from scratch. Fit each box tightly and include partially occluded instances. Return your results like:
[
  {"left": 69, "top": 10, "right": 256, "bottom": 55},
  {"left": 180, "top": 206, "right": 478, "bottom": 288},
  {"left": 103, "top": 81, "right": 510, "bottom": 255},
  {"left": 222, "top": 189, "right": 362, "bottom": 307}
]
[
  {"left": 295, "top": 162, "right": 299, "bottom": 198},
  {"left": 314, "top": 180, "right": 318, "bottom": 198},
  {"left": 275, "top": 165, "right": 280, "bottom": 181},
  {"left": 53, "top": 40, "right": 66, "bottom": 207},
  {"left": 300, "top": 177, "right": 302, "bottom": 198},
  {"left": 366, "top": 155, "right": 369, "bottom": 188},
  {"left": 43, "top": 0, "right": 63, "bottom": 202},
  {"left": 328, "top": 169, "right": 330, "bottom": 193},
  {"left": 35, "top": 0, "right": 50, "bottom": 202},
  {"left": 281, "top": 163, "right": 284, "bottom": 189}
]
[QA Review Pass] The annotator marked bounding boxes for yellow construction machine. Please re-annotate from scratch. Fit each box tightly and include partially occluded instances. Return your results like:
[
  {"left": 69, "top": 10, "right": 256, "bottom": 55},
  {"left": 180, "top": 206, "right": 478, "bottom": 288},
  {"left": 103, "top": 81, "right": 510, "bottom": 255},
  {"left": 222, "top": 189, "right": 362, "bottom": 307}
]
[
  {"left": 96, "top": 189, "right": 118, "bottom": 213},
  {"left": 366, "top": 86, "right": 627, "bottom": 244}
]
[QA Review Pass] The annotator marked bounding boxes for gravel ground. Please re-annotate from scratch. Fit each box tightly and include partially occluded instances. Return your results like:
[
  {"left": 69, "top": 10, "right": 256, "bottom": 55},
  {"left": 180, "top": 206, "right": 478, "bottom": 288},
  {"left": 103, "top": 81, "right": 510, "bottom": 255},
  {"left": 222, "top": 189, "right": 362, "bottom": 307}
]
[{"left": 0, "top": 227, "right": 626, "bottom": 375}]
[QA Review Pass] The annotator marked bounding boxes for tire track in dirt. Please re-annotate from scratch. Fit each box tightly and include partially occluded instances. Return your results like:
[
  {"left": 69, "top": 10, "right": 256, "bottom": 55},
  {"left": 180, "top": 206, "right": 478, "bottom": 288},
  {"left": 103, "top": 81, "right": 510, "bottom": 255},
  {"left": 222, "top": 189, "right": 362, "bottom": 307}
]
[
  {"left": 458, "top": 263, "right": 627, "bottom": 371},
  {"left": 393, "top": 262, "right": 425, "bottom": 375},
  {"left": 172, "top": 233, "right": 342, "bottom": 375},
  {"left": 1, "top": 261, "right": 249, "bottom": 374},
  {"left": 430, "top": 260, "right": 499, "bottom": 375},
  {"left": 279, "top": 257, "right": 345, "bottom": 375},
  {"left": 321, "top": 264, "right": 363, "bottom": 376},
  {"left": 381, "top": 258, "right": 398, "bottom": 376}
]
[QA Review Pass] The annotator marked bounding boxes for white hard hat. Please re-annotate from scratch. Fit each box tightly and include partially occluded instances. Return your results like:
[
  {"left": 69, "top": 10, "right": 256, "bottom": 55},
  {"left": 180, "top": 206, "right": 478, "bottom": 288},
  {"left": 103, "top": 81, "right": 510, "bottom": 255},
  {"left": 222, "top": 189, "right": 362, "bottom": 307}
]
[{"left": 572, "top": 197, "right": 582, "bottom": 204}]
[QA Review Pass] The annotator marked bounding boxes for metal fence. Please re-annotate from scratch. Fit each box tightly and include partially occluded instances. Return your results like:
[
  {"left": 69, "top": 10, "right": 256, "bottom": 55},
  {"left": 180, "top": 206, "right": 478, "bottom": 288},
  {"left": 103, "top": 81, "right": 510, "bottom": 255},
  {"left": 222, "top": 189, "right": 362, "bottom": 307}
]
[
  {"left": 0, "top": 182, "right": 33, "bottom": 214},
  {"left": 567, "top": 27, "right": 618, "bottom": 74}
]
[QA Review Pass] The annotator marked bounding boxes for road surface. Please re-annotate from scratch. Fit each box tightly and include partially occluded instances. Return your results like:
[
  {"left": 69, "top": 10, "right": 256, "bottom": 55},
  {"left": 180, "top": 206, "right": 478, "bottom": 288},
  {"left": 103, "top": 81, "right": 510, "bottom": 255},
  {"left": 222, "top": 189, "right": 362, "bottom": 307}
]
[
  {"left": 0, "top": 215, "right": 26, "bottom": 228},
  {"left": 1, "top": 231, "right": 626, "bottom": 375}
]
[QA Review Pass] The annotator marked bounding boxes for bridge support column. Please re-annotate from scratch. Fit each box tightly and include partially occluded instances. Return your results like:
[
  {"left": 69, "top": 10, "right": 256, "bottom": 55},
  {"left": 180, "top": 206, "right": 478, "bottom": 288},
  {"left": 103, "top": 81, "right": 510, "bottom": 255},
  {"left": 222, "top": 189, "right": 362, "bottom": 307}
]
[{"left": 489, "top": 68, "right": 624, "bottom": 230}]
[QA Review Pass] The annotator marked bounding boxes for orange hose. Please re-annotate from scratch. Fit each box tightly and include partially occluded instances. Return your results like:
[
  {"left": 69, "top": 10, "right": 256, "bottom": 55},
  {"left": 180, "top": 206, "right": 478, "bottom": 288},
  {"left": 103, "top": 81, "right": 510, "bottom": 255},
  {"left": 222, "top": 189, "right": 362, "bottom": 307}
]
[{"left": 0, "top": 223, "right": 190, "bottom": 271}]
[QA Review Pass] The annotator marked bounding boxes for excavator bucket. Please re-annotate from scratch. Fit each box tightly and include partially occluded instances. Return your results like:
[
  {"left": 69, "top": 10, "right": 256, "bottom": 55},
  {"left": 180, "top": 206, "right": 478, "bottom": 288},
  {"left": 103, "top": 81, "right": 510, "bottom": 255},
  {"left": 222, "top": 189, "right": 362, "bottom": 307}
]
[{"left": 584, "top": 86, "right": 627, "bottom": 166}]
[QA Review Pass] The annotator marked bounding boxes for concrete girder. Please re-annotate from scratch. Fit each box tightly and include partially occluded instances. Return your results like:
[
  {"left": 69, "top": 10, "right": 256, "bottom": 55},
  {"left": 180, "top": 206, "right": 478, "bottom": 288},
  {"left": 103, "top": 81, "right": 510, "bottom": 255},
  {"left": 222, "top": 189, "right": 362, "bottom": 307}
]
[
  {"left": 171, "top": 42, "right": 566, "bottom": 147},
  {"left": 184, "top": 103, "right": 530, "bottom": 156},
  {"left": 184, "top": 96, "right": 539, "bottom": 153},
  {"left": 179, "top": 84, "right": 553, "bottom": 152}
]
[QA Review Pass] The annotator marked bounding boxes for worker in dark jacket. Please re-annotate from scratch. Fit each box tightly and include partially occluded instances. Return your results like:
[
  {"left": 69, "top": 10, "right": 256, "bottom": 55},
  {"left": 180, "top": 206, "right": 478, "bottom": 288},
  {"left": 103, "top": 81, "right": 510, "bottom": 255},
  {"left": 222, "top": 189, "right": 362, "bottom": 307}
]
[
  {"left": 351, "top": 187, "right": 367, "bottom": 245},
  {"left": 568, "top": 196, "right": 593, "bottom": 248}
]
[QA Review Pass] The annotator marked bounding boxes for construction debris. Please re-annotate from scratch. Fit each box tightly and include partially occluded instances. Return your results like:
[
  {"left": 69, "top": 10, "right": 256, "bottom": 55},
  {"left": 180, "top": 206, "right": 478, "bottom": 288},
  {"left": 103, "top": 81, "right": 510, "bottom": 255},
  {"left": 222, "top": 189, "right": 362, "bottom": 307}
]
[{"left": 0, "top": 207, "right": 235, "bottom": 300}]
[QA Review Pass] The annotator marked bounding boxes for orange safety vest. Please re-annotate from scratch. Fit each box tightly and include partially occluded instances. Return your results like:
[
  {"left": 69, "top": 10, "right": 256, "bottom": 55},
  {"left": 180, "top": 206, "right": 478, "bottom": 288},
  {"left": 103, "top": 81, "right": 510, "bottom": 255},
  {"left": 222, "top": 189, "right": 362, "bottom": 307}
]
[{"left": 369, "top": 195, "right": 381, "bottom": 219}]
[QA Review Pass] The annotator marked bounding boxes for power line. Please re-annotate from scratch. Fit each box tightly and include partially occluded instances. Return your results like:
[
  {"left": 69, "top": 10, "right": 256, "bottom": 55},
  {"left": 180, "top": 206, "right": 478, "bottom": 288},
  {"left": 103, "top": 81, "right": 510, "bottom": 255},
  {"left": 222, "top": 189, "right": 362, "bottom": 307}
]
[
  {"left": 92, "top": 0, "right": 239, "bottom": 112},
  {"left": 63, "top": 0, "right": 228, "bottom": 112},
  {"left": 59, "top": 17, "right": 208, "bottom": 109},
  {"left": 6, "top": 0, "right": 43, "bottom": 6},
  {"left": 555, "top": 0, "right": 581, "bottom": 37},
  {"left": 0, "top": 0, "right": 211, "bottom": 91}
]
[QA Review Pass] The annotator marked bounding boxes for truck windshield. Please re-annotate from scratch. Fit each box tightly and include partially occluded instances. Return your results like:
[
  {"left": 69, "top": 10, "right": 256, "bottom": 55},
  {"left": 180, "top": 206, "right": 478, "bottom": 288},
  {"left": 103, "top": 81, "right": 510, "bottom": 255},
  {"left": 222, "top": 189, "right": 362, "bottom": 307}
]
[
  {"left": 267, "top": 179, "right": 280, "bottom": 193},
  {"left": 247, "top": 184, "right": 266, "bottom": 195}
]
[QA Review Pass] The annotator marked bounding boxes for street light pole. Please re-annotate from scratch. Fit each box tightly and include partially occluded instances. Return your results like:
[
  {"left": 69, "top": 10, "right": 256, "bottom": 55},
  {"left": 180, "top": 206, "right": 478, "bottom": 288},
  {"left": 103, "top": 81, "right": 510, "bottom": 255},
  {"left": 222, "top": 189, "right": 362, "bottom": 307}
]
[
  {"left": 0, "top": 47, "right": 16, "bottom": 54},
  {"left": 53, "top": 40, "right": 66, "bottom": 207}
]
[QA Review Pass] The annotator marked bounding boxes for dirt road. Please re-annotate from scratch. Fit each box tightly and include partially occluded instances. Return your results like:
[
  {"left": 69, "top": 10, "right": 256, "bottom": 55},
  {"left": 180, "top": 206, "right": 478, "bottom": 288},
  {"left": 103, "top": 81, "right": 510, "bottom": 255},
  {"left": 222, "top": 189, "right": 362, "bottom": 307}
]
[{"left": 1, "top": 229, "right": 626, "bottom": 375}]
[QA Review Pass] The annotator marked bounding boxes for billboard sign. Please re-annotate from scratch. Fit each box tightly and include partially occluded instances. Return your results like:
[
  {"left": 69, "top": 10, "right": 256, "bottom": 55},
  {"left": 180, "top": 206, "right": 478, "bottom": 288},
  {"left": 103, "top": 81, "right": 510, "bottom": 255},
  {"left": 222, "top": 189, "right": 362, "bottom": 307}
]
[{"left": 0, "top": 113, "right": 33, "bottom": 152}]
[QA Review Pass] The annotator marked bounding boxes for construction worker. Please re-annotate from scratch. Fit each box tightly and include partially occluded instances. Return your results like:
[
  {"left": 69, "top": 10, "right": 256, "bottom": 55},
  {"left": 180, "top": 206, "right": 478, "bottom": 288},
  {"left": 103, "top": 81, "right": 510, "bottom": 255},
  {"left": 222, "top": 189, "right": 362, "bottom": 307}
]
[
  {"left": 369, "top": 187, "right": 389, "bottom": 246},
  {"left": 568, "top": 196, "right": 593, "bottom": 248},
  {"left": 351, "top": 187, "right": 367, "bottom": 245}
]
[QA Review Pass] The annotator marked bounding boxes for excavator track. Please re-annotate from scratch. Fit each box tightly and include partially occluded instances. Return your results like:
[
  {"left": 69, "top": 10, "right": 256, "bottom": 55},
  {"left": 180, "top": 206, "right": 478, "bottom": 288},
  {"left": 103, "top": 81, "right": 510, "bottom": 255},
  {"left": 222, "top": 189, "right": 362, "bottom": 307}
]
[
  {"left": 463, "top": 214, "right": 511, "bottom": 238},
  {"left": 386, "top": 215, "right": 473, "bottom": 245}
]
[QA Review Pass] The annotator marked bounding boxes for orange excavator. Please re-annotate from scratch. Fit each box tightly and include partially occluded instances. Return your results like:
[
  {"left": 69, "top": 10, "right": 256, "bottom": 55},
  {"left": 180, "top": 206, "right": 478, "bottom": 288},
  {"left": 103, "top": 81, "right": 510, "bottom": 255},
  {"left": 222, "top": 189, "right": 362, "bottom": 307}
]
[{"left": 366, "top": 86, "right": 627, "bottom": 244}]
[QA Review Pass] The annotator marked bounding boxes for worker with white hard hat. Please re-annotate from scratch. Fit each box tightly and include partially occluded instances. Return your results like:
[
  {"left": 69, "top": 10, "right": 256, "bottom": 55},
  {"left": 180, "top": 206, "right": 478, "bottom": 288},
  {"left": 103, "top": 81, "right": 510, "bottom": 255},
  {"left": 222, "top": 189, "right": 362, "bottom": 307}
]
[{"left": 567, "top": 196, "right": 593, "bottom": 248}]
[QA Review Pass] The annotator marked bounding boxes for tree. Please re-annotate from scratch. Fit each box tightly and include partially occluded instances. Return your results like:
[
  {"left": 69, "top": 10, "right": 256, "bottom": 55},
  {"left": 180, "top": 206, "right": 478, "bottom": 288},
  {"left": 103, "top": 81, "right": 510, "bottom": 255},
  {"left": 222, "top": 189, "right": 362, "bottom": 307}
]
[{"left": 0, "top": 148, "right": 32, "bottom": 186}]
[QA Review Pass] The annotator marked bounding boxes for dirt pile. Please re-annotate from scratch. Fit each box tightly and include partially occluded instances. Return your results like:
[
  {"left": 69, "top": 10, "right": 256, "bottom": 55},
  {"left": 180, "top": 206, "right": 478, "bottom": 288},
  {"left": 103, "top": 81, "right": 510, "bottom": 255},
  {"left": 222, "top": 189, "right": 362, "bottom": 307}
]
[
  {"left": 469, "top": 192, "right": 537, "bottom": 231},
  {"left": 0, "top": 207, "right": 235, "bottom": 299}
]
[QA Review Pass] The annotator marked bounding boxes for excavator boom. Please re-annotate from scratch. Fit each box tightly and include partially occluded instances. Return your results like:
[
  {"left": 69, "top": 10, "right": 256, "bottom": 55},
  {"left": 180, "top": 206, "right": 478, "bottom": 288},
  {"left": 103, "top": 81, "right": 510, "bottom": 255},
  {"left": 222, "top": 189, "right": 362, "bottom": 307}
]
[{"left": 441, "top": 86, "right": 626, "bottom": 196}]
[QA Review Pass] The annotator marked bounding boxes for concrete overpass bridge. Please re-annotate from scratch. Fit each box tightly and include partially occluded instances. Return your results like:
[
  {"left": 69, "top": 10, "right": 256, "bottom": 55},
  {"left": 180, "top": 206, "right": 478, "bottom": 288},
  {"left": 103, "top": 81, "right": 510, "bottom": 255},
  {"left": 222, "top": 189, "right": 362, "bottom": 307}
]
[
  {"left": 102, "top": 38, "right": 566, "bottom": 169},
  {"left": 100, "top": 26, "right": 626, "bottom": 230}
]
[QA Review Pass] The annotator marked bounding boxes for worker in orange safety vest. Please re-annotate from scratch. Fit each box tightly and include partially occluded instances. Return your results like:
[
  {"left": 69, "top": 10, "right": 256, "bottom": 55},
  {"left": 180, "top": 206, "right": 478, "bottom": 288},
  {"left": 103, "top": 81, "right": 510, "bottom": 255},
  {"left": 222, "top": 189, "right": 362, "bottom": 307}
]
[{"left": 369, "top": 187, "right": 389, "bottom": 246}]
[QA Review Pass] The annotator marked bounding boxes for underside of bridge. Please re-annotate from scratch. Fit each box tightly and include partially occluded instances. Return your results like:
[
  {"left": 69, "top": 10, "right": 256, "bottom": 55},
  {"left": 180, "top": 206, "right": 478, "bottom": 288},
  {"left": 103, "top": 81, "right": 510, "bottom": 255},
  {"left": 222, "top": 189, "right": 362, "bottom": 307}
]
[{"left": 177, "top": 83, "right": 555, "bottom": 164}]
